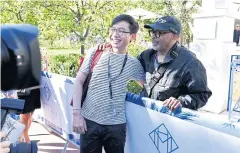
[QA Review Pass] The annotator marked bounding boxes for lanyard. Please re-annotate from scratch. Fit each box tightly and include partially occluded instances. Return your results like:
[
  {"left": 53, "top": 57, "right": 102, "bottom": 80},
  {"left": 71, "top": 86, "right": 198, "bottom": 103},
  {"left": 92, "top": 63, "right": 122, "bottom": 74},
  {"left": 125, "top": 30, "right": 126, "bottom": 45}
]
[{"left": 107, "top": 53, "right": 128, "bottom": 99}]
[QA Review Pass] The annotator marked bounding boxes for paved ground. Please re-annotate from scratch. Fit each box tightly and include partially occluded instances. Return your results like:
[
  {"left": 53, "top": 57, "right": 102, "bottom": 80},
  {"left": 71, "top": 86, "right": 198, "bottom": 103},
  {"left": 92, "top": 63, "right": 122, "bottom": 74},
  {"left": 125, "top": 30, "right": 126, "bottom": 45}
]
[
  {"left": 29, "top": 121, "right": 79, "bottom": 153},
  {"left": 29, "top": 121, "right": 106, "bottom": 153}
]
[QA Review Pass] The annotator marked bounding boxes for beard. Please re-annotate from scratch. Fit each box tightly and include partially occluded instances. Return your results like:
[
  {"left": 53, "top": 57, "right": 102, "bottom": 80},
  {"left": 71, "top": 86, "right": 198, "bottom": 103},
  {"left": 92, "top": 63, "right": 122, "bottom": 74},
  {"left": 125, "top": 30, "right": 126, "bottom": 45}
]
[
  {"left": 152, "top": 42, "right": 170, "bottom": 54},
  {"left": 152, "top": 42, "right": 163, "bottom": 51}
]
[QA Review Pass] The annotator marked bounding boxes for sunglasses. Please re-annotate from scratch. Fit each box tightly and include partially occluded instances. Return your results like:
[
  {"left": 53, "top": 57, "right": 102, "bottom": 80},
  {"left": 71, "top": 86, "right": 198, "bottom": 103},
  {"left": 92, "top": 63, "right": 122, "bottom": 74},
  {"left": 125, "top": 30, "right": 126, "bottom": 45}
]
[{"left": 148, "top": 30, "right": 170, "bottom": 38}]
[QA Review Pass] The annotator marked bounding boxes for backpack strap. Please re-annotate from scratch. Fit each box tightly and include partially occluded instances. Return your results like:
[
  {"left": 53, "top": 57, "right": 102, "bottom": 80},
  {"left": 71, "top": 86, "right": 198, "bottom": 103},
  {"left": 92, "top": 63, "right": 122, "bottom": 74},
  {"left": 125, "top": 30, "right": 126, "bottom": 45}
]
[
  {"left": 148, "top": 46, "right": 180, "bottom": 98},
  {"left": 148, "top": 64, "right": 169, "bottom": 98},
  {"left": 90, "top": 46, "right": 103, "bottom": 72},
  {"left": 70, "top": 45, "right": 105, "bottom": 107},
  {"left": 90, "top": 43, "right": 111, "bottom": 72}
]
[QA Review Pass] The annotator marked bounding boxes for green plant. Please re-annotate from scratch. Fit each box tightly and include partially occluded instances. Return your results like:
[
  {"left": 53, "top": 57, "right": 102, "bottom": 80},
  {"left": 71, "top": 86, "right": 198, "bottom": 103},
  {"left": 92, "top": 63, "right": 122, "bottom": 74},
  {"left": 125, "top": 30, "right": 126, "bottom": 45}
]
[
  {"left": 128, "top": 43, "right": 147, "bottom": 57},
  {"left": 127, "top": 80, "right": 143, "bottom": 94},
  {"left": 49, "top": 53, "right": 82, "bottom": 77}
]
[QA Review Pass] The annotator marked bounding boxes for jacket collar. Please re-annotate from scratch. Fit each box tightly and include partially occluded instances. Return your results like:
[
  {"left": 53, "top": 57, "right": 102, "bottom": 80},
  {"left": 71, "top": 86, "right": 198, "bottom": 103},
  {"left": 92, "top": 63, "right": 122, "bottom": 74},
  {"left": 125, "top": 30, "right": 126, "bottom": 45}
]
[{"left": 151, "top": 42, "right": 179, "bottom": 64}]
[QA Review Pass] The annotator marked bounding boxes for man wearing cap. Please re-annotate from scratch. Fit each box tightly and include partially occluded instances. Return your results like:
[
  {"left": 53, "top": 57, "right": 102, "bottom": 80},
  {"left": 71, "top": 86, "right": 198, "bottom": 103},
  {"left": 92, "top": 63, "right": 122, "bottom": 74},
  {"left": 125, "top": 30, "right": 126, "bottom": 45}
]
[{"left": 137, "top": 16, "right": 212, "bottom": 111}]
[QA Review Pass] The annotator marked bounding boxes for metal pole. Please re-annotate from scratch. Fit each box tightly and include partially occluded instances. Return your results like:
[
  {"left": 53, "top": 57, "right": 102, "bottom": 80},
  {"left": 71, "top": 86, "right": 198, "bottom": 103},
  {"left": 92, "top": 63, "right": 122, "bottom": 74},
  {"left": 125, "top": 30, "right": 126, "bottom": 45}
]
[
  {"left": 62, "top": 141, "right": 70, "bottom": 153},
  {"left": 228, "top": 61, "right": 235, "bottom": 120}
]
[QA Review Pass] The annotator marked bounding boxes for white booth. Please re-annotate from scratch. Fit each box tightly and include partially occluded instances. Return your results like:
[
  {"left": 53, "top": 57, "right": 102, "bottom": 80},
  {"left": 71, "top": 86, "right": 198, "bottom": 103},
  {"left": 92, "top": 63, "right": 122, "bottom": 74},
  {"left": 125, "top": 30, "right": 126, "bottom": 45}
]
[{"left": 190, "top": 0, "right": 240, "bottom": 113}]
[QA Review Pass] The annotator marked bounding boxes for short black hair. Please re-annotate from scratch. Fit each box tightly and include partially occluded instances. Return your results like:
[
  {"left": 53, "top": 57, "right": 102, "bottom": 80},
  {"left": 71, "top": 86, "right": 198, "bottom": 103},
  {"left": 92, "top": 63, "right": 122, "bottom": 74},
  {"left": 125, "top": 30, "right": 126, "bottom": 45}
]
[{"left": 111, "top": 14, "right": 139, "bottom": 34}]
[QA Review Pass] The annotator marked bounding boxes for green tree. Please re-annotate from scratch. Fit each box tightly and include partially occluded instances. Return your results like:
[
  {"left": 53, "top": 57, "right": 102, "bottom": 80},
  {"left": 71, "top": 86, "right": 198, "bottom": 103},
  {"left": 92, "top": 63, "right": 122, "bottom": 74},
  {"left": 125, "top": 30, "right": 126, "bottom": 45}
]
[
  {"left": 0, "top": 1, "right": 40, "bottom": 24},
  {"left": 0, "top": 0, "right": 59, "bottom": 47},
  {"left": 163, "top": 0, "right": 201, "bottom": 47},
  {"left": 39, "top": 0, "right": 130, "bottom": 54},
  {"left": 0, "top": 0, "right": 201, "bottom": 52}
]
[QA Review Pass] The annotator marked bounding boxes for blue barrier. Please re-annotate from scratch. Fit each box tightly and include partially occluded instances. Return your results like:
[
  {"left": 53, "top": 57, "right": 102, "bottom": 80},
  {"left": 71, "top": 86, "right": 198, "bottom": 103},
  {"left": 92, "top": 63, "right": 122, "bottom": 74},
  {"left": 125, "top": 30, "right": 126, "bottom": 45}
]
[
  {"left": 126, "top": 92, "right": 182, "bottom": 116},
  {"left": 126, "top": 92, "right": 240, "bottom": 138},
  {"left": 34, "top": 71, "right": 240, "bottom": 153}
]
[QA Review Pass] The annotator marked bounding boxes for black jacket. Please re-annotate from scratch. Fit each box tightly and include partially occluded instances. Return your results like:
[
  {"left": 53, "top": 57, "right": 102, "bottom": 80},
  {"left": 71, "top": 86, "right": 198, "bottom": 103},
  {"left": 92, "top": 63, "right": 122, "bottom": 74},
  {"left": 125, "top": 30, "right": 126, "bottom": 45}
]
[
  {"left": 233, "top": 29, "right": 240, "bottom": 43},
  {"left": 137, "top": 44, "right": 212, "bottom": 110}
]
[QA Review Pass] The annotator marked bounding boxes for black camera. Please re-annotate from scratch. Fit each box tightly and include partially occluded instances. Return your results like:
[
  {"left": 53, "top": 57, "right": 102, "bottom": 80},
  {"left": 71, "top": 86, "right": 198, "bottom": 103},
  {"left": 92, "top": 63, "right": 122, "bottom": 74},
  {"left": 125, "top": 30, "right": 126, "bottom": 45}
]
[
  {"left": 1, "top": 24, "right": 41, "bottom": 153},
  {"left": 1, "top": 24, "right": 41, "bottom": 91}
]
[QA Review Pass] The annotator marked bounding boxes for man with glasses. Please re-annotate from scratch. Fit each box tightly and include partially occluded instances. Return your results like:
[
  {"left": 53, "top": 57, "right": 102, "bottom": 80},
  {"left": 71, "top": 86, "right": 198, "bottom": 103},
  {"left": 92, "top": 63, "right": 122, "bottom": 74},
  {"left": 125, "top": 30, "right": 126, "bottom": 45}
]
[
  {"left": 137, "top": 16, "right": 212, "bottom": 111},
  {"left": 72, "top": 14, "right": 145, "bottom": 153}
]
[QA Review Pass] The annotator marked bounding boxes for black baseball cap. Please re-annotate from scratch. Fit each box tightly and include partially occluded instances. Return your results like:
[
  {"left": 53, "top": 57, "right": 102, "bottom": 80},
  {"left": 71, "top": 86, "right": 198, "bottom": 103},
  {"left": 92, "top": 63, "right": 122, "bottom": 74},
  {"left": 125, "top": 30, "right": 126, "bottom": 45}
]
[{"left": 144, "top": 16, "right": 182, "bottom": 36}]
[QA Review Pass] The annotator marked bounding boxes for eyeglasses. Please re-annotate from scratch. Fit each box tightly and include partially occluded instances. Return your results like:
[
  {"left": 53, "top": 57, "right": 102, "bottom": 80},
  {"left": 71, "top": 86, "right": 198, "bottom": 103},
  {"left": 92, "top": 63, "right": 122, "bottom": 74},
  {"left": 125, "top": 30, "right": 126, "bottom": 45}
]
[
  {"left": 109, "top": 28, "right": 131, "bottom": 36},
  {"left": 148, "top": 30, "right": 170, "bottom": 38}
]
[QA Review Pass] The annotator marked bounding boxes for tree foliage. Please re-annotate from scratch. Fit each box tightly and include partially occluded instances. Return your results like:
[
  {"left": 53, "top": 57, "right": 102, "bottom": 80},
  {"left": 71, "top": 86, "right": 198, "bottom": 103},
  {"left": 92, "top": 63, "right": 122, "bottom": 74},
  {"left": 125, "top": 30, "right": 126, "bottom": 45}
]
[
  {"left": 1, "top": 0, "right": 201, "bottom": 94},
  {"left": 49, "top": 53, "right": 82, "bottom": 77},
  {"left": 163, "top": 0, "right": 202, "bottom": 47},
  {"left": 1, "top": 0, "right": 201, "bottom": 52}
]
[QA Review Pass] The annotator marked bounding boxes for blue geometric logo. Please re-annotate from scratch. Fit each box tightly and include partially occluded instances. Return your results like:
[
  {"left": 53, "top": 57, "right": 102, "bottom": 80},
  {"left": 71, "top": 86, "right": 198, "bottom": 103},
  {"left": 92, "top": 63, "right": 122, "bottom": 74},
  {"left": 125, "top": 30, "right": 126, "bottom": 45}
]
[
  {"left": 149, "top": 123, "right": 179, "bottom": 153},
  {"left": 43, "top": 83, "right": 51, "bottom": 101}
]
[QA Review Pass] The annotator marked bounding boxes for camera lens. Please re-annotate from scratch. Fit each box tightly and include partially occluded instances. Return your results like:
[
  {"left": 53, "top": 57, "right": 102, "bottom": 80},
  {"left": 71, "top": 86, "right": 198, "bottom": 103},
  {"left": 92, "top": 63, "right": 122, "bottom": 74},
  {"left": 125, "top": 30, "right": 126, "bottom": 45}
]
[{"left": 1, "top": 24, "right": 41, "bottom": 91}]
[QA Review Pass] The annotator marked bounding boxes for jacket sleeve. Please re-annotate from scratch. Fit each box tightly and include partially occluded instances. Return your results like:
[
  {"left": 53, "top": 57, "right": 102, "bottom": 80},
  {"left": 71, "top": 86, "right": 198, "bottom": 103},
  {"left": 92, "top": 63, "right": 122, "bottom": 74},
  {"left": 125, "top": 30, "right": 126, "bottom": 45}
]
[
  {"left": 233, "top": 30, "right": 236, "bottom": 42},
  {"left": 137, "top": 51, "right": 145, "bottom": 71},
  {"left": 178, "top": 59, "right": 212, "bottom": 110},
  {"left": 137, "top": 49, "right": 153, "bottom": 72}
]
